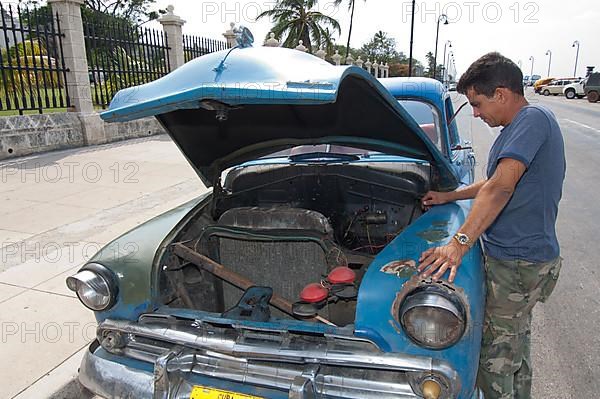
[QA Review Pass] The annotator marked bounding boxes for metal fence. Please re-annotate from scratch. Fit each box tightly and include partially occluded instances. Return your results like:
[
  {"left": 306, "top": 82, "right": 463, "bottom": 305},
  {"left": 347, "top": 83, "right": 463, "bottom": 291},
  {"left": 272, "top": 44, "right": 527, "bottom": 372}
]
[
  {"left": 183, "top": 34, "right": 228, "bottom": 63},
  {"left": 83, "top": 11, "right": 170, "bottom": 109},
  {"left": 0, "top": 3, "right": 70, "bottom": 115}
]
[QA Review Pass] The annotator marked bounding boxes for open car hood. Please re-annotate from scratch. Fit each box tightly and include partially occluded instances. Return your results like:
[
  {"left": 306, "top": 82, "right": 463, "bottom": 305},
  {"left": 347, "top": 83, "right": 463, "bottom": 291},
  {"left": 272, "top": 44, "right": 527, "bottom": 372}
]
[{"left": 101, "top": 46, "right": 459, "bottom": 190}]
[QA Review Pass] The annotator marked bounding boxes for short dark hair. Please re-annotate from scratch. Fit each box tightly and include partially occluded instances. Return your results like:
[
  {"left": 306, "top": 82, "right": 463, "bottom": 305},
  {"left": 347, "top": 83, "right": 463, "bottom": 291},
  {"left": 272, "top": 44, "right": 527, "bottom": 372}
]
[{"left": 457, "top": 52, "right": 524, "bottom": 97}]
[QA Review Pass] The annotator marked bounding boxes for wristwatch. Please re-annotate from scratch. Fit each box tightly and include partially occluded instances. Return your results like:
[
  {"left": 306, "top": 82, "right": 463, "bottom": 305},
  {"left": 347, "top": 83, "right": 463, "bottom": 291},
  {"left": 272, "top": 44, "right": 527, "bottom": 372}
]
[{"left": 453, "top": 232, "right": 472, "bottom": 247}]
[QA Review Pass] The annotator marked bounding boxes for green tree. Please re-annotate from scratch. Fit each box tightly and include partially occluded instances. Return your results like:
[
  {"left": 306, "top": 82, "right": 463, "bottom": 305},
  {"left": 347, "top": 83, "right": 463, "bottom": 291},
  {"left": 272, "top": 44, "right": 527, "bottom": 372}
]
[
  {"left": 334, "top": 0, "right": 365, "bottom": 59},
  {"left": 318, "top": 27, "right": 337, "bottom": 56},
  {"left": 19, "top": 0, "right": 164, "bottom": 24},
  {"left": 256, "top": 0, "right": 341, "bottom": 53},
  {"left": 424, "top": 51, "right": 443, "bottom": 79},
  {"left": 358, "top": 31, "right": 402, "bottom": 64}
]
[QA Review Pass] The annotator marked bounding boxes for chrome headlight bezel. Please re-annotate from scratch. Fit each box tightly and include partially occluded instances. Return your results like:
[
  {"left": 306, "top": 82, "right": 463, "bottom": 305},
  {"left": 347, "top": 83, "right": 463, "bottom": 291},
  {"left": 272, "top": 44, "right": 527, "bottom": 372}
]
[
  {"left": 66, "top": 263, "right": 118, "bottom": 311},
  {"left": 399, "top": 286, "right": 466, "bottom": 350}
]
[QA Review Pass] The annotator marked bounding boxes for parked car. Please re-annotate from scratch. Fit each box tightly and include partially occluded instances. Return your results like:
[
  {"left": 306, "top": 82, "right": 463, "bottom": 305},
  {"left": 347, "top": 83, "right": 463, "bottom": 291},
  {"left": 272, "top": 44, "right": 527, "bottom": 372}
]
[
  {"left": 524, "top": 74, "right": 541, "bottom": 86},
  {"left": 585, "top": 72, "right": 600, "bottom": 103},
  {"left": 448, "top": 82, "right": 457, "bottom": 91},
  {"left": 67, "top": 41, "right": 484, "bottom": 399},
  {"left": 563, "top": 78, "right": 587, "bottom": 99},
  {"left": 533, "top": 77, "right": 554, "bottom": 94},
  {"left": 540, "top": 78, "right": 580, "bottom": 96}
]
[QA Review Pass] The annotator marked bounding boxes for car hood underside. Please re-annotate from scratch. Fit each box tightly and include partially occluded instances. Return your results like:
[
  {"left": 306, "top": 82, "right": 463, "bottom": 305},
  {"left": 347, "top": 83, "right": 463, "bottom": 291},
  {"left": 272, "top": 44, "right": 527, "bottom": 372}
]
[{"left": 100, "top": 47, "right": 458, "bottom": 190}]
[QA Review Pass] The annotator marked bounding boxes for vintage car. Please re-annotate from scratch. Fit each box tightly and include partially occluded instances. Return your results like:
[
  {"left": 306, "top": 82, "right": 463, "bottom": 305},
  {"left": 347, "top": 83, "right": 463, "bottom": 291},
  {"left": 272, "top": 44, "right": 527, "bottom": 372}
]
[
  {"left": 540, "top": 78, "right": 580, "bottom": 96},
  {"left": 67, "top": 33, "right": 484, "bottom": 399}
]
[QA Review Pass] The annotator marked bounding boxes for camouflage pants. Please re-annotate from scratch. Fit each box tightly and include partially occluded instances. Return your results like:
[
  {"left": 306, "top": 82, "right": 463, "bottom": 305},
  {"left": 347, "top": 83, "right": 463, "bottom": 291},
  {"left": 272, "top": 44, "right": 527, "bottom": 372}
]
[{"left": 477, "top": 255, "right": 562, "bottom": 399}]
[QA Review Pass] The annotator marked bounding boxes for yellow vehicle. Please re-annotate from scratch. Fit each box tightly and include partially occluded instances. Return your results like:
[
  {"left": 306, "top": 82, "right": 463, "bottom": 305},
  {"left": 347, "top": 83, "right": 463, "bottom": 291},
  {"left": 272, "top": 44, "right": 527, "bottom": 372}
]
[{"left": 533, "top": 77, "right": 554, "bottom": 93}]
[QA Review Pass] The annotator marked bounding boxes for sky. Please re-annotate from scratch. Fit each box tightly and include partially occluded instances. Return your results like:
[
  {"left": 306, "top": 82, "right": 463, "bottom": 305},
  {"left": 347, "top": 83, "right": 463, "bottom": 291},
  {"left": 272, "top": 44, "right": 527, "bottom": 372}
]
[{"left": 147, "top": 0, "right": 600, "bottom": 79}]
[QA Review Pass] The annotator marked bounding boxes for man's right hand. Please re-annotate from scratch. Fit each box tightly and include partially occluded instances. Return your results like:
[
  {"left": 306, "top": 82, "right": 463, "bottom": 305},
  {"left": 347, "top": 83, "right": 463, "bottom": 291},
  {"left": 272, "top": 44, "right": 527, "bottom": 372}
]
[{"left": 421, "top": 191, "right": 452, "bottom": 210}]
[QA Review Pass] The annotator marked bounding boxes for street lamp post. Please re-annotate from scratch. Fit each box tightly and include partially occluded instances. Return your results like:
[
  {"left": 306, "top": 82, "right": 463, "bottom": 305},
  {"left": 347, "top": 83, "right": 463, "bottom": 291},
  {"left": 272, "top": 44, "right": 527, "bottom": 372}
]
[
  {"left": 545, "top": 50, "right": 552, "bottom": 76},
  {"left": 529, "top": 56, "right": 535, "bottom": 79},
  {"left": 572, "top": 40, "right": 580, "bottom": 77},
  {"left": 432, "top": 14, "right": 448, "bottom": 80},
  {"left": 445, "top": 51, "right": 453, "bottom": 84},
  {"left": 442, "top": 40, "right": 451, "bottom": 83},
  {"left": 408, "top": 0, "right": 416, "bottom": 77}
]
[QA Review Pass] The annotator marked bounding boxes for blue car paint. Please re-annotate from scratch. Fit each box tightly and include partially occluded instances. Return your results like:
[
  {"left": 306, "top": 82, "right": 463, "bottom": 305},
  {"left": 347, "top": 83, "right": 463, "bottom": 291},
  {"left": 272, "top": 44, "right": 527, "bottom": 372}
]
[
  {"left": 355, "top": 201, "right": 485, "bottom": 399},
  {"left": 99, "top": 46, "right": 459, "bottom": 191}
]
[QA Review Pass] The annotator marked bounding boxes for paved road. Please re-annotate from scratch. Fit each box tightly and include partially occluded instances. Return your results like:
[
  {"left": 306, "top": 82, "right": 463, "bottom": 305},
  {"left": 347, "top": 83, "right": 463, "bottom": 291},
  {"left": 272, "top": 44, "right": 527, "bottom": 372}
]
[{"left": 454, "top": 89, "right": 600, "bottom": 398}]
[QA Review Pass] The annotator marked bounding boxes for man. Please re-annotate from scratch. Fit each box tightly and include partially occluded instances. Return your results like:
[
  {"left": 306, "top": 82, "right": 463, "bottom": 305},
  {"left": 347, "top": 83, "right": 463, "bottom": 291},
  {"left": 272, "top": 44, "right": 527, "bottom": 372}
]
[{"left": 417, "top": 52, "right": 565, "bottom": 398}]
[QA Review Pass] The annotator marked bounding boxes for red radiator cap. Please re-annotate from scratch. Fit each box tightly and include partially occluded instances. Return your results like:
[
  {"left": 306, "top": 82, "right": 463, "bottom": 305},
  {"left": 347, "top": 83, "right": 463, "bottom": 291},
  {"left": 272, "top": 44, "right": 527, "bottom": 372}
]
[
  {"left": 300, "top": 283, "right": 329, "bottom": 303},
  {"left": 327, "top": 266, "right": 356, "bottom": 284}
]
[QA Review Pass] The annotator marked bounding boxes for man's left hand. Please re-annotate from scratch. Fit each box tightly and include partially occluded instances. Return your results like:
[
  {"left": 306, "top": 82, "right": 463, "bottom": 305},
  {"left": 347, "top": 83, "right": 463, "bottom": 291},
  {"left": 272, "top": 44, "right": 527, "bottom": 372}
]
[{"left": 418, "top": 240, "right": 469, "bottom": 283}]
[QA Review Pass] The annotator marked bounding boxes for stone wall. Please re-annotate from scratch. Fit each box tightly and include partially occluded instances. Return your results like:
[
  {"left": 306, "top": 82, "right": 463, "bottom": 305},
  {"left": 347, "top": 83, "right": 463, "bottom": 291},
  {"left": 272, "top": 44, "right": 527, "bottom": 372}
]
[{"left": 0, "top": 113, "right": 165, "bottom": 161}]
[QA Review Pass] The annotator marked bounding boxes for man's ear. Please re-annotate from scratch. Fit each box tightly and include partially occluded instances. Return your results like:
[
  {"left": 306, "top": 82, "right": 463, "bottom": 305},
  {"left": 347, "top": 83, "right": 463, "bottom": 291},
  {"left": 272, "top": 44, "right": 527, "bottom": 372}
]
[{"left": 494, "top": 87, "right": 511, "bottom": 104}]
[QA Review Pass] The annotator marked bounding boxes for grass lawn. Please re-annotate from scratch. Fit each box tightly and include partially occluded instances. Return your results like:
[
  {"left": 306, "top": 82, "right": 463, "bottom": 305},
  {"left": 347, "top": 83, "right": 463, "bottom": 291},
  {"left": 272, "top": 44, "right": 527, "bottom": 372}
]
[{"left": 0, "top": 88, "right": 106, "bottom": 116}]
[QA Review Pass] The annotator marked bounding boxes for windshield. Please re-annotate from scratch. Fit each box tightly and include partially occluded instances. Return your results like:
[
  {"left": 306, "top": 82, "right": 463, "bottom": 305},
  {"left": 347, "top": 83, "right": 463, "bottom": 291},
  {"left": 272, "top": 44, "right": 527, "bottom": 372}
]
[
  {"left": 260, "top": 100, "right": 442, "bottom": 159},
  {"left": 398, "top": 100, "right": 443, "bottom": 152}
]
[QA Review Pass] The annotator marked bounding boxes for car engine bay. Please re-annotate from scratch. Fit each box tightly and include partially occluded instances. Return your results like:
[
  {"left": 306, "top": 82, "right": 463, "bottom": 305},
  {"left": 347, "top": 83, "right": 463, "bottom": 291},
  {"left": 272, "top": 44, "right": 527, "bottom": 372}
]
[{"left": 162, "top": 163, "right": 430, "bottom": 326}]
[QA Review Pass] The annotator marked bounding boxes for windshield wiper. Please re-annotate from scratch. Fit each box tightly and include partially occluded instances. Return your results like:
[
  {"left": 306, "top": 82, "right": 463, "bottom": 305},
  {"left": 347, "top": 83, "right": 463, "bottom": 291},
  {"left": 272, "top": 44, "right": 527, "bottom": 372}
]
[{"left": 289, "top": 152, "right": 360, "bottom": 163}]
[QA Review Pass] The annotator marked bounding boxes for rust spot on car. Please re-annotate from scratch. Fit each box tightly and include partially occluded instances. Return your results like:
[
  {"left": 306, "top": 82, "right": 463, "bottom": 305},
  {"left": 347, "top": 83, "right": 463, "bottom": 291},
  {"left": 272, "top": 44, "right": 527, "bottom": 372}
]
[
  {"left": 389, "top": 318, "right": 403, "bottom": 334},
  {"left": 380, "top": 259, "right": 417, "bottom": 278},
  {"left": 416, "top": 228, "right": 449, "bottom": 243},
  {"left": 431, "top": 220, "right": 450, "bottom": 227}
]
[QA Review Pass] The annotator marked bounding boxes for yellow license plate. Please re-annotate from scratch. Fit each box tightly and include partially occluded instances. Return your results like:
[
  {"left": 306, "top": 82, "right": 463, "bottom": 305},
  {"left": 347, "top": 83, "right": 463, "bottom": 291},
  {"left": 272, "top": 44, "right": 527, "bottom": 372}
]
[{"left": 190, "top": 385, "right": 264, "bottom": 399}]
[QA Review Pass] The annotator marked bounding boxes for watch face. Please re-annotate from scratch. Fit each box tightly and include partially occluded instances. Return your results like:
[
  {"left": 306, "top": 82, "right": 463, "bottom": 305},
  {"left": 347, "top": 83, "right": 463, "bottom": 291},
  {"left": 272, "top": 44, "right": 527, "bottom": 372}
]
[{"left": 456, "top": 234, "right": 469, "bottom": 245}]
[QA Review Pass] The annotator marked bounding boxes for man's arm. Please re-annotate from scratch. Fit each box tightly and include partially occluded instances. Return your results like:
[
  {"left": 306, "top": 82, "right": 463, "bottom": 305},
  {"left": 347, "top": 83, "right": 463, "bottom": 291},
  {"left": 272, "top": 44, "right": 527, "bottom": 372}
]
[
  {"left": 418, "top": 158, "right": 526, "bottom": 282},
  {"left": 455, "top": 158, "right": 525, "bottom": 241},
  {"left": 447, "top": 179, "right": 487, "bottom": 201},
  {"left": 421, "top": 179, "right": 486, "bottom": 208}
]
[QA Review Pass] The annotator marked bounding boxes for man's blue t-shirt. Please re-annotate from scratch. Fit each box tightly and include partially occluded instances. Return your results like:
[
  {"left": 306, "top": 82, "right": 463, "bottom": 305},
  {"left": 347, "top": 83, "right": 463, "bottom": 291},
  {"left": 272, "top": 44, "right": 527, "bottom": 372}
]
[{"left": 483, "top": 104, "right": 566, "bottom": 262}]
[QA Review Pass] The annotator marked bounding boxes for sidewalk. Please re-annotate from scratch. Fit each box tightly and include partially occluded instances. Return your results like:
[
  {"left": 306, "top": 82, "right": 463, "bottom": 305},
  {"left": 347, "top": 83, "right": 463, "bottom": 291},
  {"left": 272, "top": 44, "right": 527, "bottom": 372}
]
[{"left": 0, "top": 135, "right": 207, "bottom": 399}]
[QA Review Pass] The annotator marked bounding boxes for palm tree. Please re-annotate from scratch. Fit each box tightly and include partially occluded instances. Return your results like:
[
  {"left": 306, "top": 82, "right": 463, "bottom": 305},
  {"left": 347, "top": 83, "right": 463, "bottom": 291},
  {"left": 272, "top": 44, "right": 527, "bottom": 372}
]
[
  {"left": 319, "top": 27, "right": 336, "bottom": 56},
  {"left": 256, "top": 0, "right": 341, "bottom": 53},
  {"left": 334, "top": 0, "right": 366, "bottom": 59}
]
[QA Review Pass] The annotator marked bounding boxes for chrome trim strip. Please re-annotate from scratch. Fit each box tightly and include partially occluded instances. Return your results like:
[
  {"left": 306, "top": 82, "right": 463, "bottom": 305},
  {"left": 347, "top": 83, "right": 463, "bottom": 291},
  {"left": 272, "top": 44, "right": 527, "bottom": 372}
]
[
  {"left": 81, "top": 345, "right": 421, "bottom": 399},
  {"left": 93, "top": 318, "right": 460, "bottom": 398},
  {"left": 99, "top": 319, "right": 445, "bottom": 373}
]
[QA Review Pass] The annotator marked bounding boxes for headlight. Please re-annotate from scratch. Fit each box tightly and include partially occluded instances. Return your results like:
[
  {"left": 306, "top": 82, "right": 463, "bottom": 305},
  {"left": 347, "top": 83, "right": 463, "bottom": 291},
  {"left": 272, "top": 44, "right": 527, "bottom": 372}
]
[
  {"left": 399, "top": 286, "right": 466, "bottom": 349},
  {"left": 66, "top": 263, "right": 118, "bottom": 311}
]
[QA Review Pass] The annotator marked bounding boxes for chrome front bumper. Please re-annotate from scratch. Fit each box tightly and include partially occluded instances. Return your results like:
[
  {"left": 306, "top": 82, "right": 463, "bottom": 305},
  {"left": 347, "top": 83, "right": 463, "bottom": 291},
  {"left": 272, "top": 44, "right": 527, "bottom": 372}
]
[{"left": 80, "top": 316, "right": 473, "bottom": 399}]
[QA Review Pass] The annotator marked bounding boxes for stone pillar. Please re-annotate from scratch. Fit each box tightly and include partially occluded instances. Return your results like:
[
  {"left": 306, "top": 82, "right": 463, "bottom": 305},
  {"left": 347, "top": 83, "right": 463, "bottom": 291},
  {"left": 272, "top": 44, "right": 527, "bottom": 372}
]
[
  {"left": 345, "top": 54, "right": 354, "bottom": 66},
  {"left": 48, "top": 0, "right": 92, "bottom": 114},
  {"left": 49, "top": 0, "right": 106, "bottom": 145},
  {"left": 265, "top": 32, "right": 280, "bottom": 47},
  {"left": 295, "top": 40, "right": 307, "bottom": 52},
  {"left": 158, "top": 5, "right": 185, "bottom": 71},
  {"left": 373, "top": 61, "right": 379, "bottom": 78},
  {"left": 365, "top": 59, "right": 372, "bottom": 74},
  {"left": 223, "top": 22, "right": 237, "bottom": 48},
  {"left": 331, "top": 50, "right": 342, "bottom": 66},
  {"left": 315, "top": 47, "right": 326, "bottom": 59},
  {"left": 355, "top": 56, "right": 364, "bottom": 69}
]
